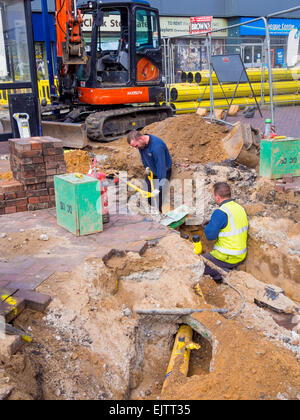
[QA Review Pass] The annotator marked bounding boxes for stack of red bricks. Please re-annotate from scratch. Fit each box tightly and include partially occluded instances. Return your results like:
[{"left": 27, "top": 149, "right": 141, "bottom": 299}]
[{"left": 0, "top": 137, "right": 66, "bottom": 215}]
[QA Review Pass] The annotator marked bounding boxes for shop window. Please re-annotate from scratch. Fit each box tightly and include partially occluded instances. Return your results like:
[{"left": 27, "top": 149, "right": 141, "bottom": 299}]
[
  {"left": 0, "top": 0, "right": 31, "bottom": 82},
  {"left": 35, "top": 42, "right": 48, "bottom": 80}
]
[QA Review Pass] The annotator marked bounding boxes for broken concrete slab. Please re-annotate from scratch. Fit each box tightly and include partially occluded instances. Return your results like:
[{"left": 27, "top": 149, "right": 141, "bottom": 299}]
[
  {"left": 0, "top": 335, "right": 23, "bottom": 357},
  {"left": 254, "top": 284, "right": 299, "bottom": 314},
  {"left": 15, "top": 290, "right": 51, "bottom": 313},
  {"left": 229, "top": 271, "right": 300, "bottom": 315},
  {"left": 0, "top": 288, "right": 51, "bottom": 321},
  {"left": 0, "top": 385, "right": 14, "bottom": 400}
]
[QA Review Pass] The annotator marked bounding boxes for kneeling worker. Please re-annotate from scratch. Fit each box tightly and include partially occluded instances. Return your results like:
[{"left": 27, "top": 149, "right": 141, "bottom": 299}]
[
  {"left": 203, "top": 182, "right": 248, "bottom": 282},
  {"left": 127, "top": 130, "right": 172, "bottom": 212}
]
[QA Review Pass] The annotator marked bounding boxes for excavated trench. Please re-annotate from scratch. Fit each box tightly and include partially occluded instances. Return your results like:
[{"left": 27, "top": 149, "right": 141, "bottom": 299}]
[
  {"left": 3, "top": 234, "right": 214, "bottom": 400},
  {"left": 2, "top": 214, "right": 299, "bottom": 400},
  {"left": 179, "top": 217, "right": 300, "bottom": 304},
  {"left": 3, "top": 225, "right": 300, "bottom": 400}
]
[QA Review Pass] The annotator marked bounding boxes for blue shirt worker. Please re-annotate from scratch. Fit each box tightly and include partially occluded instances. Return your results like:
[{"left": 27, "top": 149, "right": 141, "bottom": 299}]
[
  {"left": 127, "top": 130, "right": 172, "bottom": 212},
  {"left": 203, "top": 182, "right": 249, "bottom": 283}
]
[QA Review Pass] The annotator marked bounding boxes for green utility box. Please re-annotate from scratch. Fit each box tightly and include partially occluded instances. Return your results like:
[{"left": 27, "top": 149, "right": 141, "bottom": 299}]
[
  {"left": 260, "top": 137, "right": 300, "bottom": 179},
  {"left": 54, "top": 173, "right": 102, "bottom": 236}
]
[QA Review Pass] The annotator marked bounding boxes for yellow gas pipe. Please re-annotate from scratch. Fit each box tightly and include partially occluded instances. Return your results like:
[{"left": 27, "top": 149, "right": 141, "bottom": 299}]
[
  {"left": 162, "top": 325, "right": 200, "bottom": 394},
  {"left": 170, "top": 80, "right": 300, "bottom": 102},
  {"left": 182, "top": 67, "right": 300, "bottom": 85},
  {"left": 167, "top": 93, "right": 300, "bottom": 114}
]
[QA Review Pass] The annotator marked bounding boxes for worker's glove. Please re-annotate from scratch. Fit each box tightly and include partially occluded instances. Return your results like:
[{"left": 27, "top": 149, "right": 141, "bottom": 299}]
[
  {"left": 145, "top": 167, "right": 151, "bottom": 176},
  {"left": 201, "top": 219, "right": 209, "bottom": 228}
]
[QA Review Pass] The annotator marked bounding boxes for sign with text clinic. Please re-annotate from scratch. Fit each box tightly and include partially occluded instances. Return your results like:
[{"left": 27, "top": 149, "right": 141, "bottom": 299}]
[{"left": 190, "top": 16, "right": 213, "bottom": 35}]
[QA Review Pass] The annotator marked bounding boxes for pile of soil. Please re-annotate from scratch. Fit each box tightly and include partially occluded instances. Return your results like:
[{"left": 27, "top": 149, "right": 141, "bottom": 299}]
[
  {"left": 92, "top": 115, "right": 229, "bottom": 177},
  {"left": 141, "top": 114, "right": 229, "bottom": 164},
  {"left": 64, "top": 150, "right": 91, "bottom": 175},
  {"left": 0, "top": 171, "right": 13, "bottom": 181}
]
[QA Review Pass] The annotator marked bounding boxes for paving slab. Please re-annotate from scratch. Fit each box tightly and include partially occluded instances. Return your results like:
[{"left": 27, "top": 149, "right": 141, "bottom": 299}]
[
  {"left": 0, "top": 208, "right": 169, "bottom": 293},
  {"left": 227, "top": 106, "right": 300, "bottom": 138}
]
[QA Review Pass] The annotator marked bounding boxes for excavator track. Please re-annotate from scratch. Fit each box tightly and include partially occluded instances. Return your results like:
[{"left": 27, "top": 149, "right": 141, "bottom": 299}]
[{"left": 85, "top": 105, "right": 173, "bottom": 142}]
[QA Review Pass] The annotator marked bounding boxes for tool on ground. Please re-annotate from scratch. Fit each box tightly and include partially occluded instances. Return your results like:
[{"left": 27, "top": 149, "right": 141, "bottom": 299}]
[
  {"left": 145, "top": 166, "right": 155, "bottom": 190},
  {"left": 114, "top": 176, "right": 160, "bottom": 200},
  {"left": 13, "top": 113, "right": 31, "bottom": 138},
  {"left": 162, "top": 324, "right": 200, "bottom": 394},
  {"left": 192, "top": 235, "right": 203, "bottom": 255},
  {"left": 4, "top": 323, "right": 32, "bottom": 343},
  {"left": 160, "top": 205, "right": 190, "bottom": 228},
  {"left": 145, "top": 167, "right": 159, "bottom": 208},
  {"left": 136, "top": 308, "right": 229, "bottom": 316}
]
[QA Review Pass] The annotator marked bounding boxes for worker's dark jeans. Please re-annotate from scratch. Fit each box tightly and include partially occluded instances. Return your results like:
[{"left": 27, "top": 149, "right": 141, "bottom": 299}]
[
  {"left": 203, "top": 253, "right": 245, "bottom": 283},
  {"left": 145, "top": 168, "right": 172, "bottom": 212}
]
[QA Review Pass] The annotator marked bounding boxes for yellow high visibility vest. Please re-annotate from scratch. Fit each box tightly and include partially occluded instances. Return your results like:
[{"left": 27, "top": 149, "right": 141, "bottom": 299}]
[{"left": 210, "top": 200, "right": 248, "bottom": 265}]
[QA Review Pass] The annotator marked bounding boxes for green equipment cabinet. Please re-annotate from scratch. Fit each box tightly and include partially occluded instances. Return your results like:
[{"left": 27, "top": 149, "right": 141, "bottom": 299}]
[
  {"left": 260, "top": 137, "right": 300, "bottom": 179},
  {"left": 54, "top": 174, "right": 103, "bottom": 236}
]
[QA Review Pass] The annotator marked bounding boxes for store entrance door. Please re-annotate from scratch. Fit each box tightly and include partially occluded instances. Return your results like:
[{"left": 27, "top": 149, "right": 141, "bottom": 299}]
[{"left": 241, "top": 43, "right": 263, "bottom": 68}]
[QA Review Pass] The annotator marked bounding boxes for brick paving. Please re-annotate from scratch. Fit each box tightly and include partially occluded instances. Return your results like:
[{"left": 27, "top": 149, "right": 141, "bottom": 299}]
[
  {"left": 0, "top": 209, "right": 169, "bottom": 292},
  {"left": 0, "top": 142, "right": 9, "bottom": 155},
  {"left": 227, "top": 105, "right": 300, "bottom": 138}
]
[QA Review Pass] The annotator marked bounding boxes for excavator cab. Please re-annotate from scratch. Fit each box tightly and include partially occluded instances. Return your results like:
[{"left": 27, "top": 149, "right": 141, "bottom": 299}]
[
  {"left": 43, "top": 0, "right": 171, "bottom": 143},
  {"left": 79, "top": 1, "right": 163, "bottom": 89}
]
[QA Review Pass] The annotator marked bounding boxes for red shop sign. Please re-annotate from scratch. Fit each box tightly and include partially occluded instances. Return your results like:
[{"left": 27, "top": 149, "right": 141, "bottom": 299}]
[{"left": 190, "top": 16, "right": 213, "bottom": 34}]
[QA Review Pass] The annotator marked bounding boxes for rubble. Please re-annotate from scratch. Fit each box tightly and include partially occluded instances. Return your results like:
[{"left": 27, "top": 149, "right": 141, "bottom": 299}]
[{"left": 0, "top": 115, "right": 299, "bottom": 400}]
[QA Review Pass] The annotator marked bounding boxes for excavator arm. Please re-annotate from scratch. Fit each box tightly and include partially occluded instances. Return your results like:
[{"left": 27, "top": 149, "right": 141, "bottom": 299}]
[{"left": 55, "top": 0, "right": 86, "bottom": 65}]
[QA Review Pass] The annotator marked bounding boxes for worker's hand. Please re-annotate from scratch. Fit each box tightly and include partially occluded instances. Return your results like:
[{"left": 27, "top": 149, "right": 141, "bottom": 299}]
[
  {"left": 145, "top": 167, "right": 151, "bottom": 176},
  {"left": 202, "top": 219, "right": 209, "bottom": 228}
]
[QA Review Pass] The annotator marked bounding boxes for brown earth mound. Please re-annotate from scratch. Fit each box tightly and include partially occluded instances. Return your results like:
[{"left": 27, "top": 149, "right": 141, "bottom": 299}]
[
  {"left": 141, "top": 114, "right": 229, "bottom": 164},
  {"left": 95, "top": 115, "right": 230, "bottom": 177},
  {"left": 64, "top": 150, "right": 91, "bottom": 175},
  {"left": 0, "top": 171, "right": 13, "bottom": 180}
]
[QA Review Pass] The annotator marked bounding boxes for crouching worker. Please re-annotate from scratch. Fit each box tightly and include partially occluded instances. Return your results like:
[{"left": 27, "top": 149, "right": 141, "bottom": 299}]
[
  {"left": 127, "top": 130, "right": 172, "bottom": 212},
  {"left": 203, "top": 182, "right": 248, "bottom": 283}
]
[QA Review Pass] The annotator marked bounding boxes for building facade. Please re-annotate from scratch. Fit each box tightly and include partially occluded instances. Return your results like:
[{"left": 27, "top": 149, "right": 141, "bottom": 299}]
[{"left": 30, "top": 0, "right": 300, "bottom": 77}]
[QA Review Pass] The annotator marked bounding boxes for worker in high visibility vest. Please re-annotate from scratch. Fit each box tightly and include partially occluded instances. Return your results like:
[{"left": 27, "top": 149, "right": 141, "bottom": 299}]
[{"left": 203, "top": 182, "right": 248, "bottom": 282}]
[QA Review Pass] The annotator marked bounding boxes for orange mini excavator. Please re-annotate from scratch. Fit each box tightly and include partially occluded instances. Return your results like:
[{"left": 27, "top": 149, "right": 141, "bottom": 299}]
[{"left": 41, "top": 0, "right": 172, "bottom": 143}]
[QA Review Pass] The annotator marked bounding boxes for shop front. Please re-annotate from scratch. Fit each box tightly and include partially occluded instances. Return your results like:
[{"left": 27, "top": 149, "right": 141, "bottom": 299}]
[
  {"left": 160, "top": 16, "right": 228, "bottom": 72},
  {"left": 238, "top": 17, "right": 300, "bottom": 68},
  {"left": 0, "top": 0, "right": 38, "bottom": 140}
]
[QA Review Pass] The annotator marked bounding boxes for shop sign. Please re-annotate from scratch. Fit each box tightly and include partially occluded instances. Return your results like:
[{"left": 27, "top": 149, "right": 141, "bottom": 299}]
[
  {"left": 240, "top": 17, "right": 300, "bottom": 36},
  {"left": 81, "top": 14, "right": 228, "bottom": 38},
  {"left": 82, "top": 14, "right": 121, "bottom": 32},
  {"left": 190, "top": 16, "right": 213, "bottom": 34},
  {"left": 160, "top": 17, "right": 191, "bottom": 37}
]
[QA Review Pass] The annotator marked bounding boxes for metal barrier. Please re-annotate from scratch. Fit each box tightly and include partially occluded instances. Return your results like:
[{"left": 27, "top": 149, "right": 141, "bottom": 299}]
[
  {"left": 162, "top": 5, "right": 300, "bottom": 134},
  {"left": 0, "top": 80, "right": 51, "bottom": 106}
]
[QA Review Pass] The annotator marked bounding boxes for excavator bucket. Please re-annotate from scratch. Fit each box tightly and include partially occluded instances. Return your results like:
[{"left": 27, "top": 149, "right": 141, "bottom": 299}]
[
  {"left": 222, "top": 121, "right": 261, "bottom": 168},
  {"left": 41, "top": 121, "right": 88, "bottom": 149}
]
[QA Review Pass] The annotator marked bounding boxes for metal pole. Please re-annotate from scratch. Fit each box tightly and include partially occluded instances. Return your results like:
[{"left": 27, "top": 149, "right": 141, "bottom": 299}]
[
  {"left": 167, "top": 37, "right": 172, "bottom": 106},
  {"left": 24, "top": 0, "right": 39, "bottom": 99},
  {"left": 207, "top": 33, "right": 215, "bottom": 120},
  {"left": 41, "top": 0, "right": 55, "bottom": 95},
  {"left": 162, "top": 37, "right": 168, "bottom": 104},
  {"left": 263, "top": 17, "right": 275, "bottom": 128}
]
